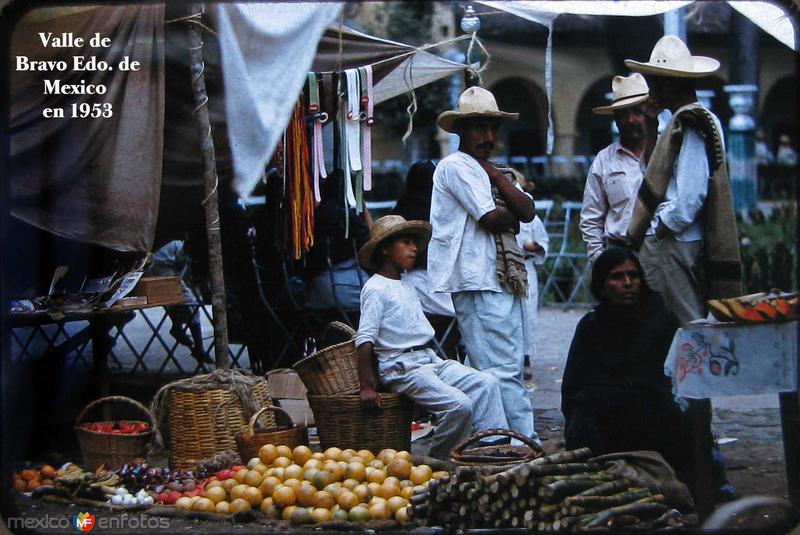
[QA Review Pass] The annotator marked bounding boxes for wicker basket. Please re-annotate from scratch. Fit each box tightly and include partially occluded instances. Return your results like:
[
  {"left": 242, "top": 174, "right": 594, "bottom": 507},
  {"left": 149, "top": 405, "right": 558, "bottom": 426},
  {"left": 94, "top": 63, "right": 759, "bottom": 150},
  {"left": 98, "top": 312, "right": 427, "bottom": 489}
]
[
  {"left": 236, "top": 406, "right": 308, "bottom": 462},
  {"left": 307, "top": 393, "right": 413, "bottom": 452},
  {"left": 74, "top": 396, "right": 155, "bottom": 470},
  {"left": 450, "top": 429, "right": 544, "bottom": 466},
  {"left": 167, "top": 379, "right": 274, "bottom": 472},
  {"left": 294, "top": 322, "right": 361, "bottom": 395}
]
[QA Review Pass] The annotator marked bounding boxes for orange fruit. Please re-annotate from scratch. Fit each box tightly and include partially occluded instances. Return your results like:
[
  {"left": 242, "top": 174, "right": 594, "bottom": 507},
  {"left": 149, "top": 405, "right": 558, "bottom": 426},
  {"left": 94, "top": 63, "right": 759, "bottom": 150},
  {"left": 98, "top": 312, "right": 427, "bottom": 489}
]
[
  {"left": 273, "top": 456, "right": 291, "bottom": 468},
  {"left": 335, "top": 489, "right": 359, "bottom": 510},
  {"left": 175, "top": 496, "right": 193, "bottom": 510},
  {"left": 243, "top": 470, "right": 263, "bottom": 487},
  {"left": 26, "top": 480, "right": 40, "bottom": 491},
  {"left": 323, "top": 483, "right": 341, "bottom": 496},
  {"left": 387, "top": 458, "right": 412, "bottom": 480},
  {"left": 366, "top": 482, "right": 381, "bottom": 497},
  {"left": 311, "top": 507, "right": 332, "bottom": 523},
  {"left": 303, "top": 458, "right": 323, "bottom": 471},
  {"left": 345, "top": 462, "right": 366, "bottom": 482},
  {"left": 366, "top": 469, "right": 386, "bottom": 484},
  {"left": 314, "top": 490, "right": 335, "bottom": 509},
  {"left": 292, "top": 445, "right": 313, "bottom": 466},
  {"left": 369, "top": 501, "right": 391, "bottom": 520},
  {"left": 206, "top": 480, "right": 223, "bottom": 490},
  {"left": 311, "top": 470, "right": 333, "bottom": 490},
  {"left": 40, "top": 465, "right": 56, "bottom": 480},
  {"left": 395, "top": 450, "right": 412, "bottom": 462},
  {"left": 270, "top": 467, "right": 285, "bottom": 481},
  {"left": 222, "top": 478, "right": 238, "bottom": 493},
  {"left": 409, "top": 465, "right": 433, "bottom": 485},
  {"left": 233, "top": 468, "right": 249, "bottom": 484},
  {"left": 259, "top": 444, "right": 279, "bottom": 465},
  {"left": 368, "top": 459, "right": 385, "bottom": 469},
  {"left": 348, "top": 504, "right": 370, "bottom": 522},
  {"left": 431, "top": 470, "right": 449, "bottom": 480},
  {"left": 396, "top": 506, "right": 410, "bottom": 522},
  {"left": 378, "top": 449, "right": 397, "bottom": 465},
  {"left": 242, "top": 486, "right": 263, "bottom": 506},
  {"left": 357, "top": 449, "right": 375, "bottom": 463},
  {"left": 342, "top": 478, "right": 359, "bottom": 490},
  {"left": 281, "top": 505, "right": 297, "bottom": 521},
  {"left": 333, "top": 507, "right": 350, "bottom": 521},
  {"left": 296, "top": 483, "right": 317, "bottom": 507},
  {"left": 259, "top": 476, "right": 281, "bottom": 497},
  {"left": 20, "top": 470, "right": 38, "bottom": 482},
  {"left": 230, "top": 498, "right": 252, "bottom": 513},
  {"left": 215, "top": 501, "right": 231, "bottom": 515},
  {"left": 400, "top": 486, "right": 414, "bottom": 500},
  {"left": 378, "top": 480, "right": 401, "bottom": 499},
  {"left": 205, "top": 486, "right": 227, "bottom": 504},
  {"left": 369, "top": 495, "right": 386, "bottom": 507},
  {"left": 353, "top": 484, "right": 372, "bottom": 503},
  {"left": 282, "top": 478, "right": 303, "bottom": 492},
  {"left": 276, "top": 445, "right": 293, "bottom": 459},
  {"left": 272, "top": 485, "right": 297, "bottom": 507},
  {"left": 312, "top": 452, "right": 325, "bottom": 461},
  {"left": 290, "top": 507, "right": 313, "bottom": 525},
  {"left": 387, "top": 496, "right": 407, "bottom": 513},
  {"left": 193, "top": 497, "right": 216, "bottom": 513},
  {"left": 14, "top": 478, "right": 26, "bottom": 492},
  {"left": 283, "top": 464, "right": 303, "bottom": 481},
  {"left": 247, "top": 457, "right": 261, "bottom": 469},
  {"left": 338, "top": 449, "right": 355, "bottom": 462},
  {"left": 230, "top": 484, "right": 249, "bottom": 502},
  {"left": 259, "top": 497, "right": 279, "bottom": 519},
  {"left": 323, "top": 460, "right": 344, "bottom": 481},
  {"left": 252, "top": 463, "right": 269, "bottom": 474},
  {"left": 324, "top": 447, "right": 342, "bottom": 461}
]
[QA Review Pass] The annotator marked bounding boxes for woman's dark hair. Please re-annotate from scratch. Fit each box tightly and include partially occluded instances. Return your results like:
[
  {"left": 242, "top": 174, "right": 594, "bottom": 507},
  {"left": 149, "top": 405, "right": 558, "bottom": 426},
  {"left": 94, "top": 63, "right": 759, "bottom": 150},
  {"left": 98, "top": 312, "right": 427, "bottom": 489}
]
[
  {"left": 392, "top": 161, "right": 436, "bottom": 222},
  {"left": 589, "top": 248, "right": 647, "bottom": 301}
]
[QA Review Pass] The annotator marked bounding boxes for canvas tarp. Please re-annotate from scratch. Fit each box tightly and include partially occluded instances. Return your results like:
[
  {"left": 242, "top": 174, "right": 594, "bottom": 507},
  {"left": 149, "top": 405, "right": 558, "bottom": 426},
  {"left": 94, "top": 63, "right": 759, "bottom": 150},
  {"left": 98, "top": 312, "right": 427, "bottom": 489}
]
[
  {"left": 10, "top": 5, "right": 166, "bottom": 253},
  {"left": 8, "top": 4, "right": 466, "bottom": 253}
]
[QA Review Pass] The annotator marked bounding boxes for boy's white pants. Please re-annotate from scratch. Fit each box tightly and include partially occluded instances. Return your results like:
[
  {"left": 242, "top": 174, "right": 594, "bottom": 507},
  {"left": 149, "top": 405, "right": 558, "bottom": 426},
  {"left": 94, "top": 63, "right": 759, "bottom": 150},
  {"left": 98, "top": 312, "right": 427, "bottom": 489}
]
[{"left": 378, "top": 349, "right": 508, "bottom": 460}]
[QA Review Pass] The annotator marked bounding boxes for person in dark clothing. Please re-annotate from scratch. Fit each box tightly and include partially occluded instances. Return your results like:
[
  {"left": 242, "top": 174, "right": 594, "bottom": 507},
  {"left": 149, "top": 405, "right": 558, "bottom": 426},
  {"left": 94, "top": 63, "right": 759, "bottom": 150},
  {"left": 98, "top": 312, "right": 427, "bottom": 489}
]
[
  {"left": 561, "top": 248, "right": 694, "bottom": 477},
  {"left": 304, "top": 172, "right": 371, "bottom": 311}
]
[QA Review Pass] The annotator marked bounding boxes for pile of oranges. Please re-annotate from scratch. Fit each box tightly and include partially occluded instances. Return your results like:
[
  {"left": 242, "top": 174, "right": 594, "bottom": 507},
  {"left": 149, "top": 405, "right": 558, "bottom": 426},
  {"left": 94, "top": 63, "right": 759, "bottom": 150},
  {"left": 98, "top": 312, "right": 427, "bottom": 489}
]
[
  {"left": 176, "top": 444, "right": 448, "bottom": 525},
  {"left": 13, "top": 465, "right": 56, "bottom": 492}
]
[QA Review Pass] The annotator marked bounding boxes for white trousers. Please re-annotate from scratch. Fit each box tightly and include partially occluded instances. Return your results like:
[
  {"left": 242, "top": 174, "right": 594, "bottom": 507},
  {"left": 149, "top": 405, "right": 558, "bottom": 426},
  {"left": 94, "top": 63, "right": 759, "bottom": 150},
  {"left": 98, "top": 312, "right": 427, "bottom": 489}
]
[
  {"left": 452, "top": 290, "right": 537, "bottom": 440},
  {"left": 378, "top": 349, "right": 508, "bottom": 459}
]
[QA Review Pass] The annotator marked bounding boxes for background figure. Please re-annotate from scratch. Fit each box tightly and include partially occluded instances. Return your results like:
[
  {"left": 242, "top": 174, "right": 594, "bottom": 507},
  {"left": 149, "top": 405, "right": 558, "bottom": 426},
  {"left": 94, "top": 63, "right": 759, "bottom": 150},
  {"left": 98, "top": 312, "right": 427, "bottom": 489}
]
[
  {"left": 776, "top": 134, "right": 798, "bottom": 198},
  {"left": 754, "top": 129, "right": 774, "bottom": 198},
  {"left": 147, "top": 240, "right": 211, "bottom": 364},
  {"left": 304, "top": 171, "right": 371, "bottom": 316},
  {"left": 512, "top": 173, "right": 549, "bottom": 380},
  {"left": 393, "top": 161, "right": 456, "bottom": 318}
]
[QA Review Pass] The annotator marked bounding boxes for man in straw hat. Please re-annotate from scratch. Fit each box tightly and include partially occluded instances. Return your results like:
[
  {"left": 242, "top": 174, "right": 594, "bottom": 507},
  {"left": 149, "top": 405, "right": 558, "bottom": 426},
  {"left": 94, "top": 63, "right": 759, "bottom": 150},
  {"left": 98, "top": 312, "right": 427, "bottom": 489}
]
[
  {"left": 580, "top": 73, "right": 655, "bottom": 262},
  {"left": 625, "top": 35, "right": 742, "bottom": 324},
  {"left": 428, "top": 86, "right": 540, "bottom": 443},
  {"left": 355, "top": 215, "right": 509, "bottom": 460}
]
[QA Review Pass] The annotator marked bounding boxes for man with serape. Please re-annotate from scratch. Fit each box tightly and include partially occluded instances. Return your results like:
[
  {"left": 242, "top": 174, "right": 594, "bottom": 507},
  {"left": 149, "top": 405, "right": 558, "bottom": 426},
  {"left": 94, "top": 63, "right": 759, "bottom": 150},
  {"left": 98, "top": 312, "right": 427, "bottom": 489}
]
[{"left": 625, "top": 35, "right": 742, "bottom": 324}]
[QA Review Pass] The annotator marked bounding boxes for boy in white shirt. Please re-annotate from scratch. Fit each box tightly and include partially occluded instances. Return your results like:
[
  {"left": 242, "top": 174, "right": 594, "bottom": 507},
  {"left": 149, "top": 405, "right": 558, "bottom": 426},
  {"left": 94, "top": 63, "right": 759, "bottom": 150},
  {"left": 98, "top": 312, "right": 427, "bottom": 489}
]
[{"left": 355, "top": 215, "right": 508, "bottom": 459}]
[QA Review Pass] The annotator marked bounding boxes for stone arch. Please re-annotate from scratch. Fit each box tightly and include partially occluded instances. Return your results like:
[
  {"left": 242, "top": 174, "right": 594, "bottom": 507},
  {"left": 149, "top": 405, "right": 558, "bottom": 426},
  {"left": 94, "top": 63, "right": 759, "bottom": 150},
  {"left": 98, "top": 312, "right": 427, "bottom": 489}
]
[
  {"left": 574, "top": 75, "right": 615, "bottom": 157},
  {"left": 761, "top": 75, "right": 798, "bottom": 147},
  {"left": 489, "top": 77, "right": 548, "bottom": 157}
]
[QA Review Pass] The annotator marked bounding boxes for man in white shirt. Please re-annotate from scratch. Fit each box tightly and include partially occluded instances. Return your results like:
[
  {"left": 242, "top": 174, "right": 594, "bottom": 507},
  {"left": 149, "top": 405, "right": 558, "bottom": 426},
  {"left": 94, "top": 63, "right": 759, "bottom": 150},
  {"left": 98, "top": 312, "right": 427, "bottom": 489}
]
[
  {"left": 580, "top": 74, "right": 652, "bottom": 261},
  {"left": 428, "top": 87, "right": 539, "bottom": 442},
  {"left": 626, "top": 36, "right": 734, "bottom": 324}
]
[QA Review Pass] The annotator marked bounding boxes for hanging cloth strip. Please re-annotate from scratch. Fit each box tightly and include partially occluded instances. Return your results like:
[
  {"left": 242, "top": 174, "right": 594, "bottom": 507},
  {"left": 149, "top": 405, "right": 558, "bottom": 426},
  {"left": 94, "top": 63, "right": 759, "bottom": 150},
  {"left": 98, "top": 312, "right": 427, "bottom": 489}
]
[
  {"left": 322, "top": 72, "right": 336, "bottom": 175},
  {"left": 307, "top": 72, "right": 327, "bottom": 203},
  {"left": 358, "top": 65, "right": 373, "bottom": 192},
  {"left": 344, "top": 69, "right": 363, "bottom": 213},
  {"left": 337, "top": 75, "right": 357, "bottom": 211}
]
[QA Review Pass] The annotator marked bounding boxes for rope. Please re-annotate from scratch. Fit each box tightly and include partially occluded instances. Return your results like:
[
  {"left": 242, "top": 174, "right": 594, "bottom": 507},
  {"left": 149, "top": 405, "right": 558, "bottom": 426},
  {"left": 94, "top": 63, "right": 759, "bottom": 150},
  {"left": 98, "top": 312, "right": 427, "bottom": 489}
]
[
  {"left": 149, "top": 368, "right": 268, "bottom": 448},
  {"left": 401, "top": 55, "right": 418, "bottom": 146},
  {"left": 167, "top": 11, "right": 218, "bottom": 36},
  {"left": 465, "top": 31, "right": 491, "bottom": 85}
]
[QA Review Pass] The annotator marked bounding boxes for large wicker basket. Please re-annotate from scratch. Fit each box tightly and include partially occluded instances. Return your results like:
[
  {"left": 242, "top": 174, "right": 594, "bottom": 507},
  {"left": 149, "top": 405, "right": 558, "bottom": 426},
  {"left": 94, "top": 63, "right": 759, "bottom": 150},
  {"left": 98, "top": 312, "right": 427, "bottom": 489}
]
[
  {"left": 236, "top": 406, "right": 308, "bottom": 462},
  {"left": 307, "top": 393, "right": 413, "bottom": 452},
  {"left": 75, "top": 396, "right": 155, "bottom": 470},
  {"left": 293, "top": 322, "right": 360, "bottom": 395},
  {"left": 167, "top": 379, "right": 274, "bottom": 471},
  {"left": 450, "top": 429, "right": 544, "bottom": 466}
]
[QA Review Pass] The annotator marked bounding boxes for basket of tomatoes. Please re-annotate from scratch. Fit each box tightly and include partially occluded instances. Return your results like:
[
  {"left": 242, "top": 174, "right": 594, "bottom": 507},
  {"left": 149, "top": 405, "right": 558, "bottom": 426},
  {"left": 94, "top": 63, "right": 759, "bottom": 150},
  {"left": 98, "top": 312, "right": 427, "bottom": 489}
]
[{"left": 75, "top": 396, "right": 155, "bottom": 470}]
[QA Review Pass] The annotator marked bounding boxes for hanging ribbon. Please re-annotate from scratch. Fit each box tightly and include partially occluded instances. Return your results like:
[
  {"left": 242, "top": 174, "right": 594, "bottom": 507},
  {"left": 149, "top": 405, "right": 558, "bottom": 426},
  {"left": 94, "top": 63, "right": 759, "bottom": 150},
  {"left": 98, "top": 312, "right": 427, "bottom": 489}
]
[
  {"left": 359, "top": 65, "right": 374, "bottom": 192},
  {"left": 344, "top": 69, "right": 362, "bottom": 174},
  {"left": 338, "top": 75, "right": 357, "bottom": 210},
  {"left": 545, "top": 19, "right": 555, "bottom": 155},
  {"left": 307, "top": 72, "right": 327, "bottom": 203}
]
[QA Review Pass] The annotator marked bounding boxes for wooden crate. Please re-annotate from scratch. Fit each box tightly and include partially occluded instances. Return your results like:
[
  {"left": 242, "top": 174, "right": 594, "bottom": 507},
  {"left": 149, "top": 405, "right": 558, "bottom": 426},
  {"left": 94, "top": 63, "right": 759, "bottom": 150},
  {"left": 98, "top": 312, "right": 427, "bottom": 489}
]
[{"left": 133, "top": 276, "right": 183, "bottom": 305}]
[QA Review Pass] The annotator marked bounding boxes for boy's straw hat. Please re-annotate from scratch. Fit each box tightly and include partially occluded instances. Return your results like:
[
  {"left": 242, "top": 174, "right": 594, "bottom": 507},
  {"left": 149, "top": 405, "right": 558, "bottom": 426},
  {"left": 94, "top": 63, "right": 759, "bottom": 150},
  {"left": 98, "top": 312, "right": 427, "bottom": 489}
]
[
  {"left": 592, "top": 74, "right": 650, "bottom": 115},
  {"left": 625, "top": 35, "right": 719, "bottom": 78},
  {"left": 437, "top": 86, "right": 518, "bottom": 133},
  {"left": 358, "top": 215, "right": 432, "bottom": 271}
]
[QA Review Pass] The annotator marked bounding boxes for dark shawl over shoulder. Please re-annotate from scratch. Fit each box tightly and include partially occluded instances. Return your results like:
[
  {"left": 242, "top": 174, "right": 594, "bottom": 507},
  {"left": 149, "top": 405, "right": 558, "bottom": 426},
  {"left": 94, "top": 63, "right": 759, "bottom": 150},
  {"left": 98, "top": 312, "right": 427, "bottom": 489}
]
[{"left": 561, "top": 289, "right": 680, "bottom": 420}]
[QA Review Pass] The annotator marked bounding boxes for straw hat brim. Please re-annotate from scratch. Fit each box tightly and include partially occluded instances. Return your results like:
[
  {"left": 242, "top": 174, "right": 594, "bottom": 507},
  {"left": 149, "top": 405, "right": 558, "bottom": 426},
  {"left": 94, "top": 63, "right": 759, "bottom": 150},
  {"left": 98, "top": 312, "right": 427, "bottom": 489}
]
[
  {"left": 624, "top": 56, "right": 720, "bottom": 78},
  {"left": 437, "top": 110, "right": 519, "bottom": 134},
  {"left": 357, "top": 221, "right": 432, "bottom": 271},
  {"left": 592, "top": 93, "right": 650, "bottom": 115}
]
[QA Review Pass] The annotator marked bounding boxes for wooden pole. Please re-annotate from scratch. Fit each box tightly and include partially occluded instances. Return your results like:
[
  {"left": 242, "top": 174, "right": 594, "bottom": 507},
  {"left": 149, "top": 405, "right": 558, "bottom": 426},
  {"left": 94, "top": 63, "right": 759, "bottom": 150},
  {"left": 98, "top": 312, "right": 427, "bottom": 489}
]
[{"left": 187, "top": 5, "right": 229, "bottom": 368}]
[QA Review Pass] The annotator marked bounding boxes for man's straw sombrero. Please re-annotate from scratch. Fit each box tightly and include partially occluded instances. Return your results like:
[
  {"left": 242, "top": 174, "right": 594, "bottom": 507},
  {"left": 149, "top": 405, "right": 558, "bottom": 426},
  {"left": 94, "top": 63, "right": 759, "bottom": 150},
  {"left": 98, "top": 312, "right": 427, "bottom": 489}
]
[
  {"left": 625, "top": 35, "right": 719, "bottom": 78},
  {"left": 593, "top": 74, "right": 650, "bottom": 115},
  {"left": 437, "top": 86, "right": 518, "bottom": 134}
]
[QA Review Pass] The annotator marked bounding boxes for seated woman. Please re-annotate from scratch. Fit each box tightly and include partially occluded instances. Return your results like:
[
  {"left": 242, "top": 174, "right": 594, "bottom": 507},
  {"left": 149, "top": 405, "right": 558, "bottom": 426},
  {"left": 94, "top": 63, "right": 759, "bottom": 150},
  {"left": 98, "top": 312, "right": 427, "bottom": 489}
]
[{"left": 561, "top": 248, "right": 696, "bottom": 478}]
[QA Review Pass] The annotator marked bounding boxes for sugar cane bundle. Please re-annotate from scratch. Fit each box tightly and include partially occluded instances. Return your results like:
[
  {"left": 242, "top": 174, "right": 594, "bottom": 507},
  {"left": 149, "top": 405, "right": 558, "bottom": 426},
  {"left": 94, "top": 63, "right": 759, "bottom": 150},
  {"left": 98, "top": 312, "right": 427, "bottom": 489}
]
[{"left": 408, "top": 447, "right": 688, "bottom": 532}]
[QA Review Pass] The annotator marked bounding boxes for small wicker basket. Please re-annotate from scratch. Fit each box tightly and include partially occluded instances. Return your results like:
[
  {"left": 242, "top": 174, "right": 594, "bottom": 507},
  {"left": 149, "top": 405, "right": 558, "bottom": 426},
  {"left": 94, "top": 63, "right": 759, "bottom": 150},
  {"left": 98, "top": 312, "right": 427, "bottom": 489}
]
[
  {"left": 167, "top": 379, "right": 274, "bottom": 472},
  {"left": 450, "top": 428, "right": 544, "bottom": 466},
  {"left": 74, "top": 396, "right": 155, "bottom": 470},
  {"left": 236, "top": 406, "right": 308, "bottom": 462},
  {"left": 307, "top": 393, "right": 413, "bottom": 452},
  {"left": 293, "top": 322, "right": 360, "bottom": 395}
]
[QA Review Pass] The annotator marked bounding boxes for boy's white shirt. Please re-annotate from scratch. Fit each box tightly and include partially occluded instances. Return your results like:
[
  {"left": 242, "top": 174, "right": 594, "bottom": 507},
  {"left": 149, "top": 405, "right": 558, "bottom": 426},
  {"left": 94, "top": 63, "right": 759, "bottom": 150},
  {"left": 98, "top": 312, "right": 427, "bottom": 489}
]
[{"left": 354, "top": 273, "right": 435, "bottom": 362}]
